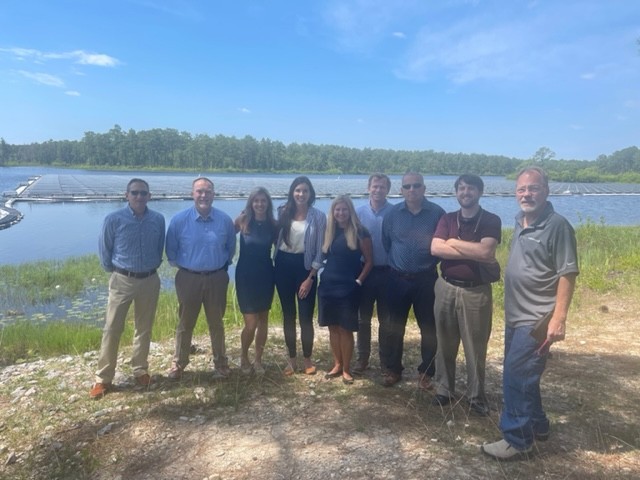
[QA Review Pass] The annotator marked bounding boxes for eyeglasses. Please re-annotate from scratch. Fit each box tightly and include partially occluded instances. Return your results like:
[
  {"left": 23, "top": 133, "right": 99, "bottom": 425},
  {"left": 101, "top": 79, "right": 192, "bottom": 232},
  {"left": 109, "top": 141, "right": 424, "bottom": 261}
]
[
  {"left": 516, "top": 185, "right": 543, "bottom": 195},
  {"left": 402, "top": 183, "right": 423, "bottom": 190},
  {"left": 129, "top": 190, "right": 149, "bottom": 197}
]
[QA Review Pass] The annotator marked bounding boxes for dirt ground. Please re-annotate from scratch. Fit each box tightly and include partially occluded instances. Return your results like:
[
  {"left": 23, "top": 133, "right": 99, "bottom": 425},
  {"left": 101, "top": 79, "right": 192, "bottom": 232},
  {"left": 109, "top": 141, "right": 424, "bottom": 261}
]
[{"left": 1, "top": 292, "right": 639, "bottom": 479}]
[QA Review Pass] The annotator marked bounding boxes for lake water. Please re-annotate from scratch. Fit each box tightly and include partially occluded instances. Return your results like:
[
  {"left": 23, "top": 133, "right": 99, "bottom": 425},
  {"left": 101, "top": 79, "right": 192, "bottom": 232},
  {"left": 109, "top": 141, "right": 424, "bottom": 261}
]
[{"left": 1, "top": 166, "right": 640, "bottom": 266}]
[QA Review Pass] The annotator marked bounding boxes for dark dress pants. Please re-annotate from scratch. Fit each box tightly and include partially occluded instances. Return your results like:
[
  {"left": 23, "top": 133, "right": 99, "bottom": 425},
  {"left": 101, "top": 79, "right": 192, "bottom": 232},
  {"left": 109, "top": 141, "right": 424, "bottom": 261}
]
[{"left": 381, "top": 269, "right": 438, "bottom": 377}]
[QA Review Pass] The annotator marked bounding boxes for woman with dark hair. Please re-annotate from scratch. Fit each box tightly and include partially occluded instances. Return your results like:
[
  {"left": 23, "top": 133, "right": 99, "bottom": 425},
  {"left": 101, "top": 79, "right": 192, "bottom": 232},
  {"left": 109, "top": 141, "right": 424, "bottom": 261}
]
[
  {"left": 274, "top": 176, "right": 326, "bottom": 376},
  {"left": 319, "top": 195, "right": 373, "bottom": 384},
  {"left": 235, "top": 187, "right": 277, "bottom": 375}
]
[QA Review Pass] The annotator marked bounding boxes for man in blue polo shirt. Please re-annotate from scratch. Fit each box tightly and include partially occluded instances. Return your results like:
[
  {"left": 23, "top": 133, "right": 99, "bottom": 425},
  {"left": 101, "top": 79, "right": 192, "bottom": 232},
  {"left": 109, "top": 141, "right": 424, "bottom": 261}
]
[
  {"left": 165, "top": 177, "right": 236, "bottom": 380},
  {"left": 380, "top": 172, "right": 445, "bottom": 388},
  {"left": 91, "top": 178, "right": 165, "bottom": 399},
  {"left": 482, "top": 166, "right": 579, "bottom": 460}
]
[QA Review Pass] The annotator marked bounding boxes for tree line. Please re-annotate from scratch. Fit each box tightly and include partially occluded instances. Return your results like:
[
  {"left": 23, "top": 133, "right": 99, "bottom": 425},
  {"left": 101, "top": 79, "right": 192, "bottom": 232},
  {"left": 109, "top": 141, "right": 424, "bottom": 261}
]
[{"left": 1, "top": 125, "right": 639, "bottom": 182}]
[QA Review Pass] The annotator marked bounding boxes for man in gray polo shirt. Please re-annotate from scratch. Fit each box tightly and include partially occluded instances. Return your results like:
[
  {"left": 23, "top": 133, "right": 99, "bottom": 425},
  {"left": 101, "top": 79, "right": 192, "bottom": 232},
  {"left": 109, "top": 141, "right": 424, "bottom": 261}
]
[{"left": 482, "top": 166, "right": 579, "bottom": 460}]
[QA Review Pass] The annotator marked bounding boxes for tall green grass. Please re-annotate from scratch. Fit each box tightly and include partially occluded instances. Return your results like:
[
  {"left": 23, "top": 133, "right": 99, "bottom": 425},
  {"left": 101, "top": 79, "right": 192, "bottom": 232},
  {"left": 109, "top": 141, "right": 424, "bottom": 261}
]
[
  {"left": 0, "top": 255, "right": 108, "bottom": 305},
  {"left": 1, "top": 224, "right": 638, "bottom": 365}
]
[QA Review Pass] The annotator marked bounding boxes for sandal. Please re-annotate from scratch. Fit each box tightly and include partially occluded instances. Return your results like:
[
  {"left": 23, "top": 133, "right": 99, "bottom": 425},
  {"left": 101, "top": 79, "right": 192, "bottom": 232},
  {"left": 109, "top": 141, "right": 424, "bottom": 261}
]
[{"left": 283, "top": 365, "right": 295, "bottom": 377}]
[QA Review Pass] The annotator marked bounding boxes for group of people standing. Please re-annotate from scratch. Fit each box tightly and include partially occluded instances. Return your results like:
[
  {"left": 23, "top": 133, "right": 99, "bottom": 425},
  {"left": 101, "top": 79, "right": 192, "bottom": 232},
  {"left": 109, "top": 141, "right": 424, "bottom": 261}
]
[{"left": 90, "top": 167, "right": 578, "bottom": 462}]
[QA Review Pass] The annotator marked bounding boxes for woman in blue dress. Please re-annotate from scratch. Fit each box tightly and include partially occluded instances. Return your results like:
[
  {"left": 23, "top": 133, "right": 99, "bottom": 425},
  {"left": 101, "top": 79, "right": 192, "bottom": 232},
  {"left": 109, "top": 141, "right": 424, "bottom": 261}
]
[
  {"left": 235, "top": 187, "right": 277, "bottom": 375},
  {"left": 319, "top": 195, "right": 373, "bottom": 384}
]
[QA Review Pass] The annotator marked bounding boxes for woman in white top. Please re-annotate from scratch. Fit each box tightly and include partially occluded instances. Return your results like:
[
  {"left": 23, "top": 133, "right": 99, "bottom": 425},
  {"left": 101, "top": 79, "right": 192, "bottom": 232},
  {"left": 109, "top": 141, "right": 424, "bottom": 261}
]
[{"left": 274, "top": 176, "right": 326, "bottom": 376}]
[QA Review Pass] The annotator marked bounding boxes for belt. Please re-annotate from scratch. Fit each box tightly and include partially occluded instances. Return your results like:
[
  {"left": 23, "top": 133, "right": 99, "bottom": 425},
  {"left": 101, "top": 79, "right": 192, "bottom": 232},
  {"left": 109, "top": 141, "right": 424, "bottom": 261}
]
[
  {"left": 443, "top": 276, "right": 484, "bottom": 288},
  {"left": 391, "top": 268, "right": 435, "bottom": 280},
  {"left": 180, "top": 267, "right": 225, "bottom": 276},
  {"left": 114, "top": 267, "right": 156, "bottom": 279}
]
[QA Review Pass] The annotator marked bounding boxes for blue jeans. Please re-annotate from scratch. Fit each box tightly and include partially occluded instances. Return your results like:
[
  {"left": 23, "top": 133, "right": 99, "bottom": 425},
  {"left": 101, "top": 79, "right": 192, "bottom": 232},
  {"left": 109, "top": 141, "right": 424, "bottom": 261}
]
[{"left": 500, "top": 325, "right": 550, "bottom": 450}]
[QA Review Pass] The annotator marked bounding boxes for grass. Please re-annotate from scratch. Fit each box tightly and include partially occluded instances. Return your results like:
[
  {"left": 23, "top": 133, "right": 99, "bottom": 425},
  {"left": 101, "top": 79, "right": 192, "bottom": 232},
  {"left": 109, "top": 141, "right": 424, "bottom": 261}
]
[
  {"left": 0, "top": 222, "right": 639, "bottom": 478},
  {"left": 1, "top": 224, "right": 639, "bottom": 365},
  {"left": 0, "top": 255, "right": 108, "bottom": 305}
]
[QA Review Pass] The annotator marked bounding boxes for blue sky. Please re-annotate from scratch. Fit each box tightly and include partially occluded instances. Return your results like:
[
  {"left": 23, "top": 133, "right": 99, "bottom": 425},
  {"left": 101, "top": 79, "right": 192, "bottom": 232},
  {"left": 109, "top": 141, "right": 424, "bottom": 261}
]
[{"left": 1, "top": 0, "right": 638, "bottom": 161}]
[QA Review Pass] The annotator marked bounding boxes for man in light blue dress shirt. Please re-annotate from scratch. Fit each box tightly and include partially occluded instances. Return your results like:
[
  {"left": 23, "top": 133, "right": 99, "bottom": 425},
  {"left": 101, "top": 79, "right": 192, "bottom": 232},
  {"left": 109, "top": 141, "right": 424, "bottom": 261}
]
[
  {"left": 91, "top": 178, "right": 165, "bottom": 399},
  {"left": 165, "top": 177, "right": 236, "bottom": 379},
  {"left": 354, "top": 173, "right": 394, "bottom": 374}
]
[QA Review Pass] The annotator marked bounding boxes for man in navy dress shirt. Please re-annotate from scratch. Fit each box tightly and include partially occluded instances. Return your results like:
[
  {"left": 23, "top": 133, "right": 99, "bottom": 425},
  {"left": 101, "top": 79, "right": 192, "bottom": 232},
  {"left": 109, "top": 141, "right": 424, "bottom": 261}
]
[
  {"left": 165, "top": 177, "right": 236, "bottom": 379},
  {"left": 380, "top": 172, "right": 445, "bottom": 388},
  {"left": 90, "top": 178, "right": 165, "bottom": 399}
]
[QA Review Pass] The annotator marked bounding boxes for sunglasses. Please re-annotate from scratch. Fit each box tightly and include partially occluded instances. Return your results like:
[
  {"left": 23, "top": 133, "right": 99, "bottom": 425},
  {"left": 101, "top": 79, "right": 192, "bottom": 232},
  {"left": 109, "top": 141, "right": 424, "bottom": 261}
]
[
  {"left": 402, "top": 183, "right": 423, "bottom": 190},
  {"left": 129, "top": 190, "right": 149, "bottom": 197}
]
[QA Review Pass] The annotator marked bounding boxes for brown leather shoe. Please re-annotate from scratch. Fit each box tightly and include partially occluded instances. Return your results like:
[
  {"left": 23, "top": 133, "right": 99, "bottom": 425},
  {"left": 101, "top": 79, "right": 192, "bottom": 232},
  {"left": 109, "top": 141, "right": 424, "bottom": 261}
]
[
  {"left": 89, "top": 382, "right": 112, "bottom": 400},
  {"left": 418, "top": 373, "right": 433, "bottom": 391},
  {"left": 135, "top": 374, "right": 154, "bottom": 386},
  {"left": 381, "top": 372, "right": 401, "bottom": 387}
]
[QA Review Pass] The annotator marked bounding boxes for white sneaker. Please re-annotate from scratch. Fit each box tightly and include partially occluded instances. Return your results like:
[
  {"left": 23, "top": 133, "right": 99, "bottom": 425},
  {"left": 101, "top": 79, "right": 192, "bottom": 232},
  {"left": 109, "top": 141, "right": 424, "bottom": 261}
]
[{"left": 481, "top": 439, "right": 532, "bottom": 460}]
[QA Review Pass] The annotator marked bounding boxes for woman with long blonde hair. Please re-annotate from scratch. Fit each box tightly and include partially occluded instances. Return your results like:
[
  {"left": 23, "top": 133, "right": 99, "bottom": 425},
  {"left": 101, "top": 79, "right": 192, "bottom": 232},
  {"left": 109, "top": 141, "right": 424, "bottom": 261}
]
[{"left": 318, "top": 195, "right": 373, "bottom": 384}]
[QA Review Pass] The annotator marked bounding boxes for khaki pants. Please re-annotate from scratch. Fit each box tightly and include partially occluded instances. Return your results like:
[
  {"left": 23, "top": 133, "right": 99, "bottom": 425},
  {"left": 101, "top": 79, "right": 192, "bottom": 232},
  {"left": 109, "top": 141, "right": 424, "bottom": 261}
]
[
  {"left": 95, "top": 272, "right": 160, "bottom": 383},
  {"left": 433, "top": 277, "right": 493, "bottom": 401},
  {"left": 173, "top": 269, "right": 229, "bottom": 369}
]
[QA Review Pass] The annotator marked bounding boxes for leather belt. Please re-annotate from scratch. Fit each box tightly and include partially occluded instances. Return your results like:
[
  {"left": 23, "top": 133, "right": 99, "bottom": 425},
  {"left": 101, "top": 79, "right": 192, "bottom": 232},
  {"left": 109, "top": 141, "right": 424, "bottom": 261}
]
[
  {"left": 443, "top": 276, "right": 483, "bottom": 288},
  {"left": 180, "top": 267, "right": 225, "bottom": 276},
  {"left": 114, "top": 267, "right": 156, "bottom": 279},
  {"left": 391, "top": 268, "right": 435, "bottom": 280}
]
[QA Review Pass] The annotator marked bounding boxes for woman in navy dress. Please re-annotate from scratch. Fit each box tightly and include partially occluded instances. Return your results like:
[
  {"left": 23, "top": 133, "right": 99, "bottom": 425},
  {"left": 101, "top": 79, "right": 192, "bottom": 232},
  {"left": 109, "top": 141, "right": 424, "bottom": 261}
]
[
  {"left": 235, "top": 187, "right": 277, "bottom": 375},
  {"left": 319, "top": 195, "right": 373, "bottom": 384}
]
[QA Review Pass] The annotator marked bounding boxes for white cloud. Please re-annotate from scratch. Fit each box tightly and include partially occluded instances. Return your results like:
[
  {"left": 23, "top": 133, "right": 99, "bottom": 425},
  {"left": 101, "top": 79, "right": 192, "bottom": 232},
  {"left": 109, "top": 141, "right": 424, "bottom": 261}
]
[
  {"left": 396, "top": 20, "right": 532, "bottom": 83},
  {"left": 18, "top": 70, "right": 65, "bottom": 87},
  {"left": 239, "top": 107, "right": 251, "bottom": 114},
  {"left": 2, "top": 47, "right": 120, "bottom": 67},
  {"left": 569, "top": 124, "right": 583, "bottom": 131},
  {"left": 392, "top": 32, "right": 406, "bottom": 39},
  {"left": 44, "top": 50, "right": 120, "bottom": 67},
  {"left": 321, "top": 0, "right": 421, "bottom": 52},
  {"left": 581, "top": 72, "right": 596, "bottom": 80},
  {"left": 65, "top": 90, "right": 81, "bottom": 96}
]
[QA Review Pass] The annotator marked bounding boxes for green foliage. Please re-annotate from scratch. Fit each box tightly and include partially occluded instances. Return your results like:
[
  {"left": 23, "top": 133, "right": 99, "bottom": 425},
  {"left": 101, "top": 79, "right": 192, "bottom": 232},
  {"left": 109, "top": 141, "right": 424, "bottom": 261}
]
[
  {"left": 0, "top": 256, "right": 108, "bottom": 305},
  {"left": 0, "top": 320, "right": 102, "bottom": 364},
  {"left": 1, "top": 225, "right": 638, "bottom": 365},
  {"left": 5, "top": 125, "right": 521, "bottom": 175}
]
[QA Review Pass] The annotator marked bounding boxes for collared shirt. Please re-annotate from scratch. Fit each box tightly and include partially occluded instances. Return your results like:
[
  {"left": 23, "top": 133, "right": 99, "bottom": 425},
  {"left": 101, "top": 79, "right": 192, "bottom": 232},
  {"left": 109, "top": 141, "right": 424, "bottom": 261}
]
[
  {"left": 99, "top": 205, "right": 165, "bottom": 273},
  {"left": 166, "top": 206, "right": 236, "bottom": 271},
  {"left": 433, "top": 207, "right": 502, "bottom": 281},
  {"left": 504, "top": 201, "right": 579, "bottom": 327},
  {"left": 382, "top": 198, "right": 445, "bottom": 273},
  {"left": 274, "top": 206, "right": 326, "bottom": 271},
  {"left": 356, "top": 200, "right": 393, "bottom": 267}
]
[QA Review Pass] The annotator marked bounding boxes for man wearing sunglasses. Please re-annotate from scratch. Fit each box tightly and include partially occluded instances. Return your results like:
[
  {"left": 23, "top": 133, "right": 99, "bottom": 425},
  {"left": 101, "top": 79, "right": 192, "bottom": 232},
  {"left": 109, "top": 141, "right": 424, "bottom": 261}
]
[
  {"left": 91, "top": 178, "right": 165, "bottom": 399},
  {"left": 380, "top": 172, "right": 445, "bottom": 388}
]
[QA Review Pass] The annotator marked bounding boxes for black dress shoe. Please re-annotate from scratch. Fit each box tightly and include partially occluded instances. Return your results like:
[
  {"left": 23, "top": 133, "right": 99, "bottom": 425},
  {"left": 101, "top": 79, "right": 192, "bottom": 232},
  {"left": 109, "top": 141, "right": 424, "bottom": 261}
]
[
  {"left": 534, "top": 429, "right": 550, "bottom": 441},
  {"left": 468, "top": 400, "right": 491, "bottom": 416},
  {"left": 431, "top": 394, "right": 452, "bottom": 407},
  {"left": 324, "top": 370, "right": 342, "bottom": 379}
]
